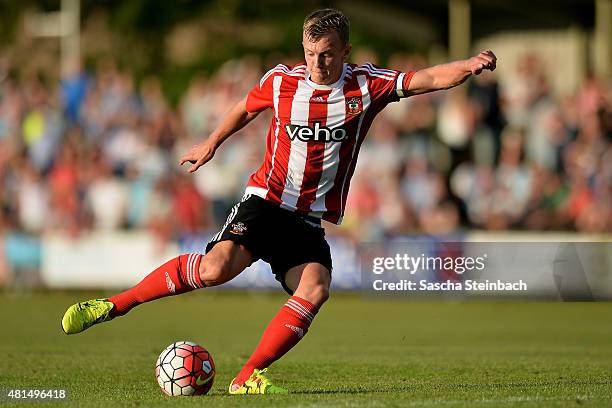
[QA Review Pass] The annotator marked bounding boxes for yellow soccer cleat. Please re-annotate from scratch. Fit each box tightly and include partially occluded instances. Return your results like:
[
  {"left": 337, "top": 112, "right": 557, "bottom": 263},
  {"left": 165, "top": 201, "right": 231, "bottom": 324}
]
[
  {"left": 61, "top": 298, "right": 115, "bottom": 334},
  {"left": 228, "top": 368, "right": 288, "bottom": 395}
]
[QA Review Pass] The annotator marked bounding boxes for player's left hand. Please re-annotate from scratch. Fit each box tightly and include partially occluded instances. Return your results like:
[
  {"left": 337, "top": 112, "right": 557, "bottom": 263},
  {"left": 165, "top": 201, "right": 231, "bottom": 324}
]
[
  {"left": 179, "top": 139, "right": 216, "bottom": 173},
  {"left": 467, "top": 50, "right": 497, "bottom": 75}
]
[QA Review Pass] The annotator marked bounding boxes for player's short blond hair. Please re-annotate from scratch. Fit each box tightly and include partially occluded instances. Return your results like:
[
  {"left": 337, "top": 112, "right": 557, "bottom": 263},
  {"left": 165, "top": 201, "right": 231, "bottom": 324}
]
[{"left": 303, "top": 8, "right": 350, "bottom": 45}]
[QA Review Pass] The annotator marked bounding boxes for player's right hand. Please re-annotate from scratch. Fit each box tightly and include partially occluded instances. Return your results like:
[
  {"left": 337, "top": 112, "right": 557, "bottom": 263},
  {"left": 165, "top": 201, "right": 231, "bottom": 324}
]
[{"left": 179, "top": 140, "right": 216, "bottom": 173}]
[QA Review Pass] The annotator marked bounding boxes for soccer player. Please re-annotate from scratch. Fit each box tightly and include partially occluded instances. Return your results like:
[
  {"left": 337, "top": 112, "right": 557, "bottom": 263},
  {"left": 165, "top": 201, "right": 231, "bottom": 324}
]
[{"left": 61, "top": 8, "right": 496, "bottom": 394}]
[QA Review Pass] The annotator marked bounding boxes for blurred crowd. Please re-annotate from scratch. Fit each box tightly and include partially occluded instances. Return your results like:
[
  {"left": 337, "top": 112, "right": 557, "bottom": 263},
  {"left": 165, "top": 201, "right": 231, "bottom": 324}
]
[
  {"left": 346, "top": 52, "right": 612, "bottom": 239},
  {"left": 0, "top": 52, "right": 610, "bottom": 250}
]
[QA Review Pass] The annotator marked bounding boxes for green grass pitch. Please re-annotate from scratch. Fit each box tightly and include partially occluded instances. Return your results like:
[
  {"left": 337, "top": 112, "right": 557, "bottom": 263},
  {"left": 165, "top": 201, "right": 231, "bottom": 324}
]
[{"left": 0, "top": 290, "right": 611, "bottom": 407}]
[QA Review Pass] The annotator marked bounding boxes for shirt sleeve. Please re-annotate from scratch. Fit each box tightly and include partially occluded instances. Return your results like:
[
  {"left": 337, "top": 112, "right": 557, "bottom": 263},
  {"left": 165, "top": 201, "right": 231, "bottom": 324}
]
[
  {"left": 361, "top": 63, "right": 416, "bottom": 106},
  {"left": 395, "top": 71, "right": 417, "bottom": 99},
  {"left": 245, "top": 65, "right": 285, "bottom": 113}
]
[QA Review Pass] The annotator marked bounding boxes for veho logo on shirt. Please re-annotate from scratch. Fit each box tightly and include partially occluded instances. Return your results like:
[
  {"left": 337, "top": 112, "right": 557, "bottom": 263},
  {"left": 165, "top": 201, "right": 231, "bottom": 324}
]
[{"left": 285, "top": 122, "right": 348, "bottom": 142}]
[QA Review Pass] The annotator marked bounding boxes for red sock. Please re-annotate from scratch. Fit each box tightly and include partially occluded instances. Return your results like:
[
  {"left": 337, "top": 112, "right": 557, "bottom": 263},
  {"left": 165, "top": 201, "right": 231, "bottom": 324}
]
[
  {"left": 233, "top": 296, "right": 318, "bottom": 386},
  {"left": 109, "top": 253, "right": 204, "bottom": 317}
]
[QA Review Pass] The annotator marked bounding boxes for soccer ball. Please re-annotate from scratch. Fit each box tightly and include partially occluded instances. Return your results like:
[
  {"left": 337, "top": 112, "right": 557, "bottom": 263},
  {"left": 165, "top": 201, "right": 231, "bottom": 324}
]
[{"left": 155, "top": 341, "right": 215, "bottom": 396}]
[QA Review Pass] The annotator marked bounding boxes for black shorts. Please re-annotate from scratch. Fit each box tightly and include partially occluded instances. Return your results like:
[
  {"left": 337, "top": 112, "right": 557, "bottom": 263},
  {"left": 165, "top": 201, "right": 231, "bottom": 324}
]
[{"left": 205, "top": 194, "right": 333, "bottom": 294}]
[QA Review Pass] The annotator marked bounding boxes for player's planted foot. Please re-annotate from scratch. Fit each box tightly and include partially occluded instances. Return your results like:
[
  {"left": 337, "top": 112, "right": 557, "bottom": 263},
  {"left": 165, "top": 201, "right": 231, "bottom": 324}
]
[
  {"left": 61, "top": 298, "right": 115, "bottom": 334},
  {"left": 228, "top": 368, "right": 288, "bottom": 395}
]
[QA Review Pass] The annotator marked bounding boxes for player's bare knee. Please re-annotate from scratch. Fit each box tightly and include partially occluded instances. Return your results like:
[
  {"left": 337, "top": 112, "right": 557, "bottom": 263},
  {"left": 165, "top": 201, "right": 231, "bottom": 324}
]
[
  {"left": 198, "top": 257, "right": 229, "bottom": 287},
  {"left": 307, "top": 283, "right": 330, "bottom": 307}
]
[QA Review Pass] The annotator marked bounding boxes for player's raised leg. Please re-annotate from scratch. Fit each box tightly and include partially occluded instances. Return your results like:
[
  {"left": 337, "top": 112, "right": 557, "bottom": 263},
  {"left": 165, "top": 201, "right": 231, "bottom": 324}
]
[
  {"left": 229, "top": 262, "right": 331, "bottom": 394},
  {"left": 61, "top": 241, "right": 252, "bottom": 334}
]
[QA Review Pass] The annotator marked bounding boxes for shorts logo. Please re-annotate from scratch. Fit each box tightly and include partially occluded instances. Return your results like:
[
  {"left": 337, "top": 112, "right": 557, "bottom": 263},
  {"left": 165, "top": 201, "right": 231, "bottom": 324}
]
[
  {"left": 165, "top": 272, "right": 176, "bottom": 294},
  {"left": 230, "top": 222, "right": 247, "bottom": 235},
  {"left": 346, "top": 96, "right": 363, "bottom": 115}
]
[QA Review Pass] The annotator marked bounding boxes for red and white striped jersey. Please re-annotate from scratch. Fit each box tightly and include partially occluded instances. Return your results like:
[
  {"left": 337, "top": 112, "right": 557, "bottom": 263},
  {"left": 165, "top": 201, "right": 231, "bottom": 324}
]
[{"left": 245, "top": 62, "right": 415, "bottom": 224}]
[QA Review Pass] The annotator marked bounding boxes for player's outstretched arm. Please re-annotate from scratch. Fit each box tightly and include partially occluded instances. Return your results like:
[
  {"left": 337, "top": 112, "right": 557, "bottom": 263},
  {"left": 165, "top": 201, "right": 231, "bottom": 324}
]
[
  {"left": 407, "top": 50, "right": 497, "bottom": 96},
  {"left": 180, "top": 96, "right": 260, "bottom": 173}
]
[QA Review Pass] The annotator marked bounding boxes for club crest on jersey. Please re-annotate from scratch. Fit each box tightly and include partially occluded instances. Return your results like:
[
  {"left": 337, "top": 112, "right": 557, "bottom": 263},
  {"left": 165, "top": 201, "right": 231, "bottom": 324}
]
[
  {"left": 346, "top": 96, "right": 363, "bottom": 115},
  {"left": 229, "top": 222, "right": 247, "bottom": 235},
  {"left": 285, "top": 122, "right": 348, "bottom": 143}
]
